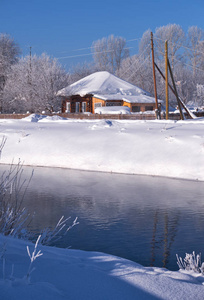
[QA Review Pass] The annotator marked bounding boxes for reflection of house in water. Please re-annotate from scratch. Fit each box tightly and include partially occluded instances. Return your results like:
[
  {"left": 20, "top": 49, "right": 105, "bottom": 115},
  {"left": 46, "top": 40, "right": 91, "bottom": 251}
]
[
  {"left": 57, "top": 71, "right": 162, "bottom": 114},
  {"left": 150, "top": 210, "right": 180, "bottom": 268}
]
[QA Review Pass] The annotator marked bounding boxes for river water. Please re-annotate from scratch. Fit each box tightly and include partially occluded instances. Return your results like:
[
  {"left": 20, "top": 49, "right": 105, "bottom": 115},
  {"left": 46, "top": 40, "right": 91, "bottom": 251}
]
[{"left": 1, "top": 165, "right": 204, "bottom": 270}]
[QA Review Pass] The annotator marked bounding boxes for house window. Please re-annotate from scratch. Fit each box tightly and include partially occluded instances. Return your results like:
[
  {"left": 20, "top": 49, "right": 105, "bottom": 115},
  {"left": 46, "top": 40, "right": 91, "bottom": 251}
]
[
  {"left": 75, "top": 102, "right": 80, "bottom": 113},
  {"left": 82, "top": 102, "right": 86, "bottom": 113},
  {"left": 106, "top": 102, "right": 121, "bottom": 106},
  {"left": 66, "top": 102, "right": 70, "bottom": 113},
  {"left": 145, "top": 106, "right": 154, "bottom": 111},
  {"left": 132, "top": 106, "right": 140, "bottom": 112},
  {"left": 94, "top": 103, "right": 102, "bottom": 108}
]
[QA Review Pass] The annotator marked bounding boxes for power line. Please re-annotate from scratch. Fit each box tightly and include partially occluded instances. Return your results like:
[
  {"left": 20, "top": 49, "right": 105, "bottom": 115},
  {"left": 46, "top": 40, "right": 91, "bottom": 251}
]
[
  {"left": 156, "top": 48, "right": 204, "bottom": 74},
  {"left": 120, "top": 44, "right": 150, "bottom": 78},
  {"left": 174, "top": 57, "right": 204, "bottom": 73},
  {"left": 127, "top": 37, "right": 142, "bottom": 43},
  {"left": 57, "top": 52, "right": 95, "bottom": 60},
  {"left": 126, "top": 55, "right": 150, "bottom": 82},
  {"left": 57, "top": 46, "right": 134, "bottom": 60},
  {"left": 55, "top": 36, "right": 141, "bottom": 57},
  {"left": 154, "top": 36, "right": 204, "bottom": 55},
  {"left": 71, "top": 37, "right": 141, "bottom": 52}
]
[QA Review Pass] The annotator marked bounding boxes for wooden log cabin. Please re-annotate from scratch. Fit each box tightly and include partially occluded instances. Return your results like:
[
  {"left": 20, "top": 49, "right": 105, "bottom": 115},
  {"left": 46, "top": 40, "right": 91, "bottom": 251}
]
[{"left": 58, "top": 71, "right": 162, "bottom": 114}]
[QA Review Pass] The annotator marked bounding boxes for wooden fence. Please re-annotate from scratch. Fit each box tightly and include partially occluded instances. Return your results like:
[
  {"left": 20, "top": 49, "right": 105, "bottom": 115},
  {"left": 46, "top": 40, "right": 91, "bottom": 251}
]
[{"left": 0, "top": 112, "right": 203, "bottom": 120}]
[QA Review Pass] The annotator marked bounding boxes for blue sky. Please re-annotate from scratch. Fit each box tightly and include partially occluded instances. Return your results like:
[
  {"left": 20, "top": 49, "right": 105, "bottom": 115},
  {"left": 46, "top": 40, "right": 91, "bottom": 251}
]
[{"left": 0, "top": 0, "right": 203, "bottom": 70}]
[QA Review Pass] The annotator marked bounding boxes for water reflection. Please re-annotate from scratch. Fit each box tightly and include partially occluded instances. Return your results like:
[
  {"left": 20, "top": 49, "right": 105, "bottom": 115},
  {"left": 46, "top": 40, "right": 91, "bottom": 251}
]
[
  {"left": 0, "top": 165, "right": 204, "bottom": 270},
  {"left": 150, "top": 210, "right": 180, "bottom": 268}
]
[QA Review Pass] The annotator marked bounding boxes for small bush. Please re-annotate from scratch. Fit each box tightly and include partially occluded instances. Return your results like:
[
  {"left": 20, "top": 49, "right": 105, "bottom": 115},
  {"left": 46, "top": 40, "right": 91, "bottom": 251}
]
[{"left": 176, "top": 251, "right": 204, "bottom": 274}]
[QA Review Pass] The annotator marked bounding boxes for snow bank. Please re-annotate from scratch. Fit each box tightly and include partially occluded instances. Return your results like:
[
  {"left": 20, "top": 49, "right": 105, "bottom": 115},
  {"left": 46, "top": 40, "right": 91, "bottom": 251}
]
[
  {"left": 95, "top": 106, "right": 131, "bottom": 114},
  {"left": 1, "top": 235, "right": 204, "bottom": 300},
  {"left": 0, "top": 116, "right": 204, "bottom": 181}
]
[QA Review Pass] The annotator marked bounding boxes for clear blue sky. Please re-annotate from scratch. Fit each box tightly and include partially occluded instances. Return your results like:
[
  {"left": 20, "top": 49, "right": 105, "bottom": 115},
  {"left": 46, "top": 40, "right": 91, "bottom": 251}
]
[{"left": 0, "top": 0, "right": 203, "bottom": 70}]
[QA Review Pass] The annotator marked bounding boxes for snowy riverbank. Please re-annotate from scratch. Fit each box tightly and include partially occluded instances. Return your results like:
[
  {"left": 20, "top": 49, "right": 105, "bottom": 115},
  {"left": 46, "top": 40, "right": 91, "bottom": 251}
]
[
  {"left": 1, "top": 234, "right": 204, "bottom": 300},
  {"left": 0, "top": 115, "right": 204, "bottom": 181}
]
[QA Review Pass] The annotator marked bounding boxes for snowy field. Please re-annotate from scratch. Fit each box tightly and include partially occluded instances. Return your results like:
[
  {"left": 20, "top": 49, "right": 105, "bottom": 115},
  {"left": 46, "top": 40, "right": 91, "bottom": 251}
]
[
  {"left": 1, "top": 115, "right": 204, "bottom": 299},
  {"left": 0, "top": 114, "right": 204, "bottom": 181}
]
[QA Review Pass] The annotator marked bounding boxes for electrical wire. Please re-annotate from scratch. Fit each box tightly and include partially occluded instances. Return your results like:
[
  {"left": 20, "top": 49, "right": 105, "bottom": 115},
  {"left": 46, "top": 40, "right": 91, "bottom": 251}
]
[
  {"left": 55, "top": 36, "right": 141, "bottom": 57},
  {"left": 174, "top": 57, "right": 204, "bottom": 73},
  {"left": 154, "top": 48, "right": 204, "bottom": 75},
  {"left": 154, "top": 36, "right": 204, "bottom": 55},
  {"left": 126, "top": 55, "right": 150, "bottom": 82},
  {"left": 57, "top": 50, "right": 114, "bottom": 60},
  {"left": 57, "top": 47, "right": 134, "bottom": 60},
  {"left": 119, "top": 44, "right": 150, "bottom": 78}
]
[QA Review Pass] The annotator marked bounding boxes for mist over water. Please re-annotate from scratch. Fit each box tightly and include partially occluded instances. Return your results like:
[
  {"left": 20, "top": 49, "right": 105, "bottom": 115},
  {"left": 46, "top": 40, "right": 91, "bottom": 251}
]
[{"left": 1, "top": 165, "right": 204, "bottom": 270}]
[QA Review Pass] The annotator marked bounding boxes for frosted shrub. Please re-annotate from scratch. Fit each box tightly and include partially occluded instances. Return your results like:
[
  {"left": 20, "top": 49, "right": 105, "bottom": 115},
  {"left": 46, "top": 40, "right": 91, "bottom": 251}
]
[
  {"left": 0, "top": 161, "right": 33, "bottom": 237},
  {"left": 40, "top": 216, "right": 79, "bottom": 246},
  {"left": 0, "top": 137, "right": 32, "bottom": 237},
  {"left": 176, "top": 251, "right": 204, "bottom": 274},
  {"left": 26, "top": 235, "right": 43, "bottom": 283}
]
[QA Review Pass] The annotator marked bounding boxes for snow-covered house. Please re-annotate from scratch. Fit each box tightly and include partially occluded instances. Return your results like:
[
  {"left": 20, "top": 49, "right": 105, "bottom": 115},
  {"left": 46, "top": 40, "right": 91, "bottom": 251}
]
[{"left": 57, "top": 71, "right": 161, "bottom": 114}]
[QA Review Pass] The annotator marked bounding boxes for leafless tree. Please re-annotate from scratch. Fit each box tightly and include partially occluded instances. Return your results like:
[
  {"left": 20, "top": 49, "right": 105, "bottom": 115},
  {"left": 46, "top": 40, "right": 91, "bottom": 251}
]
[
  {"left": 92, "top": 35, "right": 129, "bottom": 73},
  {"left": 139, "top": 29, "right": 152, "bottom": 59}
]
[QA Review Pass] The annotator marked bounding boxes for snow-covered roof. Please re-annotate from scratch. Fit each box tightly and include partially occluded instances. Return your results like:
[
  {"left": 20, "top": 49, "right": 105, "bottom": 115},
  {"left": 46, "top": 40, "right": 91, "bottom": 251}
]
[
  {"left": 57, "top": 71, "right": 161, "bottom": 104},
  {"left": 94, "top": 94, "right": 158, "bottom": 104}
]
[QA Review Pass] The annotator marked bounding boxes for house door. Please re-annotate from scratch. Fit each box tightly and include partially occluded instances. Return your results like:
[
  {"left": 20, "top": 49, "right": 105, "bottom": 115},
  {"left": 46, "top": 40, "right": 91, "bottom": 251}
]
[
  {"left": 75, "top": 102, "right": 80, "bottom": 113},
  {"left": 82, "top": 102, "right": 86, "bottom": 113},
  {"left": 71, "top": 102, "right": 75, "bottom": 113}
]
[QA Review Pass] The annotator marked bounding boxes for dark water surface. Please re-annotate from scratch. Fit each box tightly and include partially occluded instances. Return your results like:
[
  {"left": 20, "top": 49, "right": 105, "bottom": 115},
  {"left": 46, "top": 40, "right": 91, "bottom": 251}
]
[{"left": 1, "top": 165, "right": 204, "bottom": 270}]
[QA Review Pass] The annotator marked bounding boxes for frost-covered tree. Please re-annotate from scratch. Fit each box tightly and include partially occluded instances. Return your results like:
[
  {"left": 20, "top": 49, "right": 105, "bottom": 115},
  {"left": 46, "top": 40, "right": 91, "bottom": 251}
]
[
  {"left": 69, "top": 61, "right": 97, "bottom": 83},
  {"left": 3, "top": 53, "right": 69, "bottom": 113},
  {"left": 118, "top": 54, "right": 154, "bottom": 95},
  {"left": 155, "top": 24, "right": 185, "bottom": 69},
  {"left": 0, "top": 33, "right": 21, "bottom": 112},
  {"left": 186, "top": 26, "right": 204, "bottom": 77},
  {"left": 92, "top": 35, "right": 129, "bottom": 73},
  {"left": 139, "top": 29, "right": 152, "bottom": 59}
]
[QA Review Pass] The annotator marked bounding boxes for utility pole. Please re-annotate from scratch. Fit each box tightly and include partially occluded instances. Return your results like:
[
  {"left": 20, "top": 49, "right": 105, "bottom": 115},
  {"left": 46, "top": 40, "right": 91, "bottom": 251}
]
[
  {"left": 165, "top": 41, "right": 169, "bottom": 120},
  {"left": 154, "top": 62, "right": 193, "bottom": 119},
  {"left": 151, "top": 32, "right": 159, "bottom": 117},
  {"left": 167, "top": 59, "right": 184, "bottom": 120}
]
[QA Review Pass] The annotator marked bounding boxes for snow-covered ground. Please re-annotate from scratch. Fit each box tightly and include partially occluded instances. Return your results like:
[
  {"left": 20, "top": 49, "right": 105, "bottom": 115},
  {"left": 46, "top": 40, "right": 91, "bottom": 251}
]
[
  {"left": 1, "top": 234, "right": 204, "bottom": 300},
  {"left": 0, "top": 114, "right": 204, "bottom": 181},
  {"left": 1, "top": 115, "right": 204, "bottom": 299},
  {"left": 95, "top": 105, "right": 131, "bottom": 114}
]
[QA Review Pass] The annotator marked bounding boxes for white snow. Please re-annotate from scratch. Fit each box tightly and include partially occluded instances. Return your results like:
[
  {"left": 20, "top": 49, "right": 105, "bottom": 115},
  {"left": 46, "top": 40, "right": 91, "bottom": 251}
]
[
  {"left": 95, "top": 106, "right": 131, "bottom": 114},
  {"left": 1, "top": 234, "right": 204, "bottom": 300},
  {"left": 57, "top": 71, "right": 149, "bottom": 97},
  {"left": 0, "top": 115, "right": 204, "bottom": 181},
  {"left": 1, "top": 115, "right": 204, "bottom": 299}
]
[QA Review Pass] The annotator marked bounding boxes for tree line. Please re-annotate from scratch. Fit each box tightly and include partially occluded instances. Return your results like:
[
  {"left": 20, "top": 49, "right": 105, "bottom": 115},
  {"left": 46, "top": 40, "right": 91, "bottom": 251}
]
[{"left": 1, "top": 24, "right": 204, "bottom": 113}]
